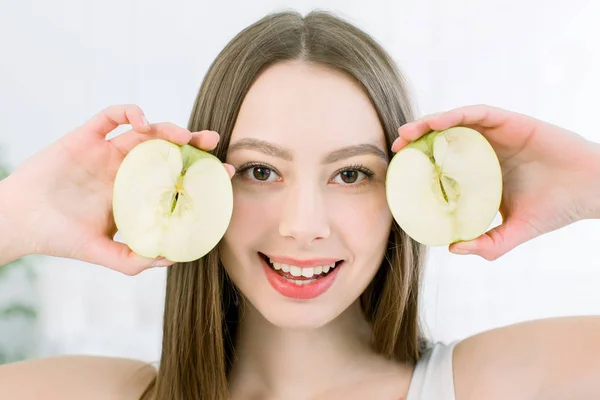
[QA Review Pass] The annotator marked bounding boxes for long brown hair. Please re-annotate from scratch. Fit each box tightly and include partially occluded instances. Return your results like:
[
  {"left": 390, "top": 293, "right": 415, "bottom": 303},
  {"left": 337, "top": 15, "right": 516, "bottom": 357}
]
[{"left": 141, "top": 10, "right": 428, "bottom": 400}]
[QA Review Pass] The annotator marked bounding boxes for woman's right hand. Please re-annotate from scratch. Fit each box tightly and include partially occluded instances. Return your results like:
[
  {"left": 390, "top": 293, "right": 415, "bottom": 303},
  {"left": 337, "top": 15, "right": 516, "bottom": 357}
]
[{"left": 0, "top": 104, "right": 234, "bottom": 275}]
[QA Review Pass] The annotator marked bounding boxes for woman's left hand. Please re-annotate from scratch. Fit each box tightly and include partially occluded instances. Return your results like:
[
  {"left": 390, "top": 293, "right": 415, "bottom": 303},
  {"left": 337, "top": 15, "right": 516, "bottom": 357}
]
[{"left": 391, "top": 104, "right": 600, "bottom": 260}]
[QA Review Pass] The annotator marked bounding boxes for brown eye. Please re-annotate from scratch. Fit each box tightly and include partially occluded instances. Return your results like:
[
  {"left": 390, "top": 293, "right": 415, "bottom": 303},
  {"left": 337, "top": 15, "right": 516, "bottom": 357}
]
[
  {"left": 237, "top": 164, "right": 280, "bottom": 183},
  {"left": 253, "top": 167, "right": 272, "bottom": 181},
  {"left": 332, "top": 167, "right": 372, "bottom": 185},
  {"left": 340, "top": 170, "right": 358, "bottom": 184}
]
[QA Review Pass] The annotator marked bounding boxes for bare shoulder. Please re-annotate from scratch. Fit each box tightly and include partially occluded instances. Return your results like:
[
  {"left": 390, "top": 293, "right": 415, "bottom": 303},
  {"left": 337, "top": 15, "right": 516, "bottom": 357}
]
[
  {"left": 452, "top": 316, "right": 600, "bottom": 400},
  {"left": 0, "top": 355, "right": 157, "bottom": 400}
]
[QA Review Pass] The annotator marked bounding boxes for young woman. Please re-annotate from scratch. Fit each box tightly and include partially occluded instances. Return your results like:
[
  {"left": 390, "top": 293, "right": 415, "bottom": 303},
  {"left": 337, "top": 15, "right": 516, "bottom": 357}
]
[{"left": 1, "top": 10, "right": 599, "bottom": 400}]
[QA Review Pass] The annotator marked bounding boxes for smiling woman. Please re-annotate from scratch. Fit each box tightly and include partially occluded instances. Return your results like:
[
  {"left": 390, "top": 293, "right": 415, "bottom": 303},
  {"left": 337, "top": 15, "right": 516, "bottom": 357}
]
[
  {"left": 144, "top": 10, "right": 427, "bottom": 400},
  {"left": 3, "top": 6, "right": 600, "bottom": 400},
  {"left": 222, "top": 59, "right": 396, "bottom": 329}
]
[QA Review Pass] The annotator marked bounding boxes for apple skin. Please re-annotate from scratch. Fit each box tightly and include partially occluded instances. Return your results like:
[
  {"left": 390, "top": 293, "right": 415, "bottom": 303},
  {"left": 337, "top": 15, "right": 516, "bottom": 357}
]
[
  {"left": 386, "top": 127, "right": 503, "bottom": 246},
  {"left": 112, "top": 139, "right": 233, "bottom": 262}
]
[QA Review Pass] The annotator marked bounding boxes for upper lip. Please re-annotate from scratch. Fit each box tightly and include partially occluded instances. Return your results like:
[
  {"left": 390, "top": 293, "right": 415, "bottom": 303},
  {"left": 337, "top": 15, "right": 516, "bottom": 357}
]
[{"left": 262, "top": 253, "right": 341, "bottom": 268}]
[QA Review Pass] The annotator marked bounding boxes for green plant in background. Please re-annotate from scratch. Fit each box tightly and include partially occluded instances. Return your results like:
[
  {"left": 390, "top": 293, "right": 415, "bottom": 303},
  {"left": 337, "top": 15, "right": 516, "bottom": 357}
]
[{"left": 0, "top": 148, "right": 39, "bottom": 364}]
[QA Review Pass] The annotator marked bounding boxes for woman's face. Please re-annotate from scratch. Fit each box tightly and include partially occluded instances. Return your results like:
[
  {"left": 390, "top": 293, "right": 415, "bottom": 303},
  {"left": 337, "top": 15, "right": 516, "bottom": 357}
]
[{"left": 221, "top": 60, "right": 393, "bottom": 329}]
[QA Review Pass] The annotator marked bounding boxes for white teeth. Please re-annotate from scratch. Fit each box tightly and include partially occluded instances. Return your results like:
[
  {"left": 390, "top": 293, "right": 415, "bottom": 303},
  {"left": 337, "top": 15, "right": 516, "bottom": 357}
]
[
  {"left": 269, "top": 260, "right": 338, "bottom": 278},
  {"left": 301, "top": 268, "right": 314, "bottom": 278},
  {"left": 287, "top": 278, "right": 316, "bottom": 286}
]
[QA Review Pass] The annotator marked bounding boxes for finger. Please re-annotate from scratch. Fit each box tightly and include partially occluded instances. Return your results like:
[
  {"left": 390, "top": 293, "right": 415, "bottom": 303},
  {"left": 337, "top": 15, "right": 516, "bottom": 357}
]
[
  {"left": 448, "top": 217, "right": 542, "bottom": 261},
  {"left": 188, "top": 131, "right": 233, "bottom": 177},
  {"left": 82, "top": 236, "right": 175, "bottom": 275},
  {"left": 188, "top": 130, "right": 220, "bottom": 151},
  {"left": 396, "top": 105, "right": 514, "bottom": 144},
  {"left": 396, "top": 112, "right": 445, "bottom": 143},
  {"left": 223, "top": 163, "right": 235, "bottom": 178},
  {"left": 81, "top": 104, "right": 151, "bottom": 139},
  {"left": 110, "top": 122, "right": 193, "bottom": 155},
  {"left": 390, "top": 136, "right": 411, "bottom": 153},
  {"left": 427, "top": 104, "right": 507, "bottom": 132}
]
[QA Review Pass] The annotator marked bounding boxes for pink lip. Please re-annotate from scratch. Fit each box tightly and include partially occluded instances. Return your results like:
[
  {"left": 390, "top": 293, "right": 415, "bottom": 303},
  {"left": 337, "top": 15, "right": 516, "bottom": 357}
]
[
  {"left": 263, "top": 254, "right": 340, "bottom": 268},
  {"left": 259, "top": 255, "right": 343, "bottom": 300}
]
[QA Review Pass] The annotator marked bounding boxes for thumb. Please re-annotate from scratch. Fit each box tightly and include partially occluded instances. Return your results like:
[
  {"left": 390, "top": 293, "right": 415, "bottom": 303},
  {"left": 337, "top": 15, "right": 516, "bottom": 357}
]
[
  {"left": 82, "top": 236, "right": 175, "bottom": 275},
  {"left": 449, "top": 218, "right": 540, "bottom": 261}
]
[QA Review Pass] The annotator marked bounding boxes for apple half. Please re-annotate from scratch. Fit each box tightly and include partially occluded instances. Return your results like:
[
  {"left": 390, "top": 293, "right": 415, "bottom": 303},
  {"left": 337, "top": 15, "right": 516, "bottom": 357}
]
[
  {"left": 112, "top": 139, "right": 233, "bottom": 262},
  {"left": 386, "top": 127, "right": 502, "bottom": 246}
]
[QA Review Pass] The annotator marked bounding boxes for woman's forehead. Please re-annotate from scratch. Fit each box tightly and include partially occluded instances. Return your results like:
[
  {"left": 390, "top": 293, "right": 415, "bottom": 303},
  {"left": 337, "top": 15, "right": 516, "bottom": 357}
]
[{"left": 230, "top": 61, "right": 385, "bottom": 153}]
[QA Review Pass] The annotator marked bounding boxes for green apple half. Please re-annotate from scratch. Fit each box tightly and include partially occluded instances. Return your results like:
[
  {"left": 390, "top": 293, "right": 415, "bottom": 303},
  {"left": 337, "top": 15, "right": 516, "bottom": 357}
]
[
  {"left": 112, "top": 139, "right": 233, "bottom": 262},
  {"left": 386, "top": 127, "right": 502, "bottom": 246}
]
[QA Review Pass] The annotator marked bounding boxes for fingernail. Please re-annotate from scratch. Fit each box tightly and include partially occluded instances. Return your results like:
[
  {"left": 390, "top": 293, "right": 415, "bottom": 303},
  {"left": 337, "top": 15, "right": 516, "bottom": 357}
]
[
  {"left": 451, "top": 248, "right": 472, "bottom": 255},
  {"left": 142, "top": 114, "right": 150, "bottom": 128},
  {"left": 151, "top": 258, "right": 174, "bottom": 268}
]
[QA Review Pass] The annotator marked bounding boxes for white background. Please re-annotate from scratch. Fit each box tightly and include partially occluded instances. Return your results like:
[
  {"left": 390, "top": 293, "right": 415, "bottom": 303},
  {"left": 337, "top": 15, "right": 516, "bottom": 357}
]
[{"left": 0, "top": 0, "right": 599, "bottom": 363}]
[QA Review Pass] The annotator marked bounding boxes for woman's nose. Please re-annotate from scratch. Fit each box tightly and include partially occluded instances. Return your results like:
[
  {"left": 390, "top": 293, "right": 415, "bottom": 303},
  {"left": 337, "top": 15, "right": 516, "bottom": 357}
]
[{"left": 278, "top": 183, "right": 330, "bottom": 244}]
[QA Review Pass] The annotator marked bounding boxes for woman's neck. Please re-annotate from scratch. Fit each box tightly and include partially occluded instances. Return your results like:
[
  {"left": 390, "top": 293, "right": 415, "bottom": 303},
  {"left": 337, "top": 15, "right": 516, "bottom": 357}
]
[{"left": 227, "top": 300, "right": 396, "bottom": 399}]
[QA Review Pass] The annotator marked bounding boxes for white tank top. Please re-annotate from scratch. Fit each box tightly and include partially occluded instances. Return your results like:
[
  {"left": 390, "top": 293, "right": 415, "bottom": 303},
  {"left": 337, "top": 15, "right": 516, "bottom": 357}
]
[{"left": 406, "top": 340, "right": 459, "bottom": 400}]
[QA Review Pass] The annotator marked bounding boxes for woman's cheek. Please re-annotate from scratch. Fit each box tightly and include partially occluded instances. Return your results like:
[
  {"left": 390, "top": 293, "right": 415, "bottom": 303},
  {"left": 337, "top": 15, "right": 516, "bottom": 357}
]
[
  {"left": 226, "top": 184, "right": 282, "bottom": 235},
  {"left": 326, "top": 187, "right": 392, "bottom": 236}
]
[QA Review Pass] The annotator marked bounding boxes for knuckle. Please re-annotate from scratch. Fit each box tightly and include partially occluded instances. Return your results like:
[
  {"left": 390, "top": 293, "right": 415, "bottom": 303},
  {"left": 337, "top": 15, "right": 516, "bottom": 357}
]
[
  {"left": 163, "top": 122, "right": 178, "bottom": 129},
  {"left": 121, "top": 265, "right": 145, "bottom": 276},
  {"left": 124, "top": 104, "right": 144, "bottom": 117},
  {"left": 152, "top": 121, "right": 177, "bottom": 130},
  {"left": 484, "top": 252, "right": 499, "bottom": 261},
  {"left": 102, "top": 104, "right": 142, "bottom": 115},
  {"left": 472, "top": 103, "right": 490, "bottom": 113},
  {"left": 97, "top": 105, "right": 115, "bottom": 118}
]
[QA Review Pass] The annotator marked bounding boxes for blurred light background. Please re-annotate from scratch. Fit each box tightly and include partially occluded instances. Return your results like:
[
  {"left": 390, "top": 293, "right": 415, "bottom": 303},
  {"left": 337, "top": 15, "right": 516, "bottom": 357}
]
[{"left": 0, "top": 0, "right": 599, "bottom": 364}]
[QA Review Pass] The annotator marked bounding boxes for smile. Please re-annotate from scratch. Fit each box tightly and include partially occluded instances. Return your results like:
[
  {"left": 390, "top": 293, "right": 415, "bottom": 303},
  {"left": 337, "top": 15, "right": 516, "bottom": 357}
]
[{"left": 258, "top": 253, "right": 344, "bottom": 299}]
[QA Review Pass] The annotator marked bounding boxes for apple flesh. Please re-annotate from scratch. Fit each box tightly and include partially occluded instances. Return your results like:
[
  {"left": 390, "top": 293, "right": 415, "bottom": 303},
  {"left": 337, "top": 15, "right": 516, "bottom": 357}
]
[
  {"left": 112, "top": 139, "right": 233, "bottom": 262},
  {"left": 386, "top": 127, "right": 502, "bottom": 246}
]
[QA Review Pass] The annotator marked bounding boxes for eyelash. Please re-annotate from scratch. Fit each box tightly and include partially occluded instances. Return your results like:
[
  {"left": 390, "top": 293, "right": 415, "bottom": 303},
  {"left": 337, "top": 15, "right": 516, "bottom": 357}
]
[{"left": 235, "top": 162, "right": 375, "bottom": 187}]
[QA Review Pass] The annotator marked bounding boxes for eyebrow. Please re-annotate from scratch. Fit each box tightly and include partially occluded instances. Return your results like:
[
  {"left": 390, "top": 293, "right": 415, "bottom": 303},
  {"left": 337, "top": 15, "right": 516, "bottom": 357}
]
[{"left": 228, "top": 138, "right": 388, "bottom": 163}]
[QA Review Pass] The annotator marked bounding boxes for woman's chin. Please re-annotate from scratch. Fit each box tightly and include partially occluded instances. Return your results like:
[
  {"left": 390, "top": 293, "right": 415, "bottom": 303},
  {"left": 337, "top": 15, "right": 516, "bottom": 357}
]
[{"left": 255, "top": 302, "right": 341, "bottom": 329}]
